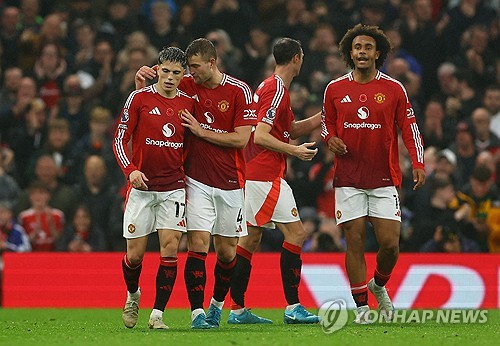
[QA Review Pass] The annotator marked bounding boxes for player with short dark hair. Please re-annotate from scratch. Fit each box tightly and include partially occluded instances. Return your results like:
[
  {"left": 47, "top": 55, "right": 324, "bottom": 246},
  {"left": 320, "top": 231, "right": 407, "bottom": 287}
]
[
  {"left": 322, "top": 24, "right": 426, "bottom": 324},
  {"left": 229, "top": 37, "right": 321, "bottom": 324},
  {"left": 113, "top": 46, "right": 194, "bottom": 330}
]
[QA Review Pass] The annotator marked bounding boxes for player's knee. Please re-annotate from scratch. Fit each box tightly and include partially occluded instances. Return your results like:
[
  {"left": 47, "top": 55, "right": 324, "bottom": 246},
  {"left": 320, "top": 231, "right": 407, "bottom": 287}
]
[
  {"left": 215, "top": 246, "right": 236, "bottom": 262},
  {"left": 126, "top": 252, "right": 144, "bottom": 266},
  {"left": 381, "top": 243, "right": 399, "bottom": 257}
]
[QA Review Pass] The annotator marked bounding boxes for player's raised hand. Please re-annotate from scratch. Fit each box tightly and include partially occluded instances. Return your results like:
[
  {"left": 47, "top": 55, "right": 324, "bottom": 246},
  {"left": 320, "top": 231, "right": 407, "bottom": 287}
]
[
  {"left": 294, "top": 142, "right": 318, "bottom": 161},
  {"left": 135, "top": 65, "right": 158, "bottom": 89},
  {"left": 327, "top": 136, "right": 347, "bottom": 155},
  {"left": 129, "top": 170, "right": 149, "bottom": 190},
  {"left": 412, "top": 168, "right": 426, "bottom": 190},
  {"left": 180, "top": 109, "right": 204, "bottom": 137}
]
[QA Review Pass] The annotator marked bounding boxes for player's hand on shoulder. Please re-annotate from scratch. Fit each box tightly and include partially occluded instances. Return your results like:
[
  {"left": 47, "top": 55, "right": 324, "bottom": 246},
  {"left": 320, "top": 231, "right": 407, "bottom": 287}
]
[
  {"left": 135, "top": 65, "right": 158, "bottom": 89},
  {"left": 327, "top": 137, "right": 347, "bottom": 155},
  {"left": 129, "top": 170, "right": 149, "bottom": 191},
  {"left": 294, "top": 142, "right": 318, "bottom": 161}
]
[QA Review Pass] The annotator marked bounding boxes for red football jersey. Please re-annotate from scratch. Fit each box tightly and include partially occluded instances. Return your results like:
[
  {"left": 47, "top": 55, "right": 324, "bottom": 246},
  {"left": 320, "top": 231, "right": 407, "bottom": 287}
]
[
  {"left": 245, "top": 74, "right": 294, "bottom": 181},
  {"left": 18, "top": 208, "right": 64, "bottom": 251},
  {"left": 321, "top": 71, "right": 425, "bottom": 189},
  {"left": 113, "top": 85, "right": 195, "bottom": 191},
  {"left": 180, "top": 74, "right": 256, "bottom": 190}
]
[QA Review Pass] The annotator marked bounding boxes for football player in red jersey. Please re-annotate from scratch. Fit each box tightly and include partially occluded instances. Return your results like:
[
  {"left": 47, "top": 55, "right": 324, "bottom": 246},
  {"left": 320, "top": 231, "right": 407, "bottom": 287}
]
[
  {"left": 113, "top": 47, "right": 194, "bottom": 330},
  {"left": 321, "top": 24, "right": 426, "bottom": 324},
  {"left": 229, "top": 38, "right": 321, "bottom": 325}
]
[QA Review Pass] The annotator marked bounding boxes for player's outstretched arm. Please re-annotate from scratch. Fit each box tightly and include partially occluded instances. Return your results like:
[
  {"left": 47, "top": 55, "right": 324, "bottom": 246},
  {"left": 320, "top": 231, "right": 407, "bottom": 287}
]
[
  {"left": 289, "top": 111, "right": 322, "bottom": 139},
  {"left": 180, "top": 109, "right": 252, "bottom": 148},
  {"left": 254, "top": 122, "right": 318, "bottom": 161}
]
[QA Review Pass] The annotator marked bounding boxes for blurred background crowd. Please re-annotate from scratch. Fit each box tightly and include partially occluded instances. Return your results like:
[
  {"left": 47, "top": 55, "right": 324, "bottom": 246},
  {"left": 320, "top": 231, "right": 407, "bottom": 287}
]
[{"left": 0, "top": 0, "right": 499, "bottom": 256}]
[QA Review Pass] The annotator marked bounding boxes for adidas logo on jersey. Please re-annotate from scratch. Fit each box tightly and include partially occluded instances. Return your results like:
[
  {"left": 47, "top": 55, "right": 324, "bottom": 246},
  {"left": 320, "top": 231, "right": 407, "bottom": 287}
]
[
  {"left": 177, "top": 219, "right": 186, "bottom": 227},
  {"left": 149, "top": 107, "right": 161, "bottom": 115},
  {"left": 340, "top": 95, "right": 352, "bottom": 103}
]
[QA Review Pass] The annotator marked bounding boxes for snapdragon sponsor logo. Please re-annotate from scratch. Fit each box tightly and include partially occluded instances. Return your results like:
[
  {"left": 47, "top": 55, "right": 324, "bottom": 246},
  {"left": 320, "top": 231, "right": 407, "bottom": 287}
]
[
  {"left": 145, "top": 137, "right": 183, "bottom": 149},
  {"left": 200, "top": 123, "right": 228, "bottom": 134},
  {"left": 318, "top": 299, "right": 489, "bottom": 334},
  {"left": 344, "top": 122, "right": 382, "bottom": 130}
]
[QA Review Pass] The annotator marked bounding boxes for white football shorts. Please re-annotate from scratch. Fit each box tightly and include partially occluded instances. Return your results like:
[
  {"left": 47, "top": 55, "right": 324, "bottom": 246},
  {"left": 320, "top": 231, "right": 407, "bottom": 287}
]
[
  {"left": 334, "top": 186, "right": 401, "bottom": 225},
  {"left": 123, "top": 187, "right": 186, "bottom": 239},
  {"left": 185, "top": 176, "right": 247, "bottom": 237},
  {"left": 245, "top": 178, "right": 300, "bottom": 228}
]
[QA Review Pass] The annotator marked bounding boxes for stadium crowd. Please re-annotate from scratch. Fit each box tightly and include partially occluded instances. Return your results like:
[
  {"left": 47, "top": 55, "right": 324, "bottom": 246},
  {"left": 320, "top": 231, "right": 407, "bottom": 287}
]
[{"left": 0, "top": 0, "right": 499, "bottom": 258}]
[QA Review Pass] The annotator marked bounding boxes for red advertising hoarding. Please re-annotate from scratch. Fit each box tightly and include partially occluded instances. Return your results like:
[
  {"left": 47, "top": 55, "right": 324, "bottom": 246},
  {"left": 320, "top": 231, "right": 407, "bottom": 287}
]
[{"left": 2, "top": 253, "right": 499, "bottom": 308}]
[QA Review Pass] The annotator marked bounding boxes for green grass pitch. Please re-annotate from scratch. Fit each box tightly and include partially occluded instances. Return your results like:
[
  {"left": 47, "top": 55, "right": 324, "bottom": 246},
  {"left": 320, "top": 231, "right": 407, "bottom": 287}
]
[{"left": 1, "top": 308, "right": 499, "bottom": 346}]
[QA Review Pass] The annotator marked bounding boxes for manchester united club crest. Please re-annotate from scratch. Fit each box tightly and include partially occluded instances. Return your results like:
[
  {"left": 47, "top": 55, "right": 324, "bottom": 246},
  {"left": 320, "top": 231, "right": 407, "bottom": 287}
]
[
  {"left": 178, "top": 110, "right": 183, "bottom": 118},
  {"left": 336, "top": 210, "right": 342, "bottom": 219},
  {"left": 218, "top": 100, "right": 230, "bottom": 112},
  {"left": 374, "top": 93, "right": 386, "bottom": 104},
  {"left": 128, "top": 224, "right": 136, "bottom": 233},
  {"left": 291, "top": 207, "right": 298, "bottom": 217}
]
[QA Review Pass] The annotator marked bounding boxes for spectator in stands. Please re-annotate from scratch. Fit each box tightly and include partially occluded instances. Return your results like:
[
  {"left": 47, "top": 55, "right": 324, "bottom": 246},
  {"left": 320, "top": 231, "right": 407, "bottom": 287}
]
[
  {"left": 72, "top": 155, "right": 118, "bottom": 250},
  {"left": 242, "top": 25, "right": 271, "bottom": 88},
  {"left": 405, "top": 176, "right": 462, "bottom": 251},
  {"left": 451, "top": 164, "right": 499, "bottom": 252},
  {"left": 14, "top": 154, "right": 78, "bottom": 220},
  {"left": 0, "top": 7, "right": 21, "bottom": 72},
  {"left": 33, "top": 42, "right": 67, "bottom": 117},
  {"left": 420, "top": 98, "right": 455, "bottom": 150},
  {"left": 56, "top": 203, "right": 106, "bottom": 252},
  {"left": 97, "top": 0, "right": 138, "bottom": 53},
  {"left": 71, "top": 106, "right": 119, "bottom": 184},
  {"left": 58, "top": 74, "right": 91, "bottom": 140},
  {"left": 30, "top": 118, "right": 76, "bottom": 184},
  {"left": 8, "top": 98, "right": 47, "bottom": 187},
  {"left": 69, "top": 20, "right": 96, "bottom": 72},
  {"left": 18, "top": 180, "right": 65, "bottom": 251},
  {"left": 0, "top": 76, "right": 38, "bottom": 143},
  {"left": 141, "top": 1, "right": 177, "bottom": 51},
  {"left": 0, "top": 67, "right": 23, "bottom": 129},
  {"left": 450, "top": 120, "right": 479, "bottom": 187},
  {"left": 471, "top": 107, "right": 500, "bottom": 154}
]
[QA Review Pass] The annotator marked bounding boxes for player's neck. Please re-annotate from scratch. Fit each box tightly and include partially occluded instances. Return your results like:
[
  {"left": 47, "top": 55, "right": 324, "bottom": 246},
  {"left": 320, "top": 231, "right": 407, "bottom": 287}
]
[
  {"left": 202, "top": 68, "right": 223, "bottom": 89},
  {"left": 352, "top": 68, "right": 378, "bottom": 84},
  {"left": 274, "top": 66, "right": 294, "bottom": 89},
  {"left": 156, "top": 84, "right": 177, "bottom": 99}
]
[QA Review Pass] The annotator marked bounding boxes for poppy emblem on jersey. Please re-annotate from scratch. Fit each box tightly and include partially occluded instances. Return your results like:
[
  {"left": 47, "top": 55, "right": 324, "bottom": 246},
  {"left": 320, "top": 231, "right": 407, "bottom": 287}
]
[
  {"left": 162, "top": 123, "right": 175, "bottom": 138},
  {"left": 291, "top": 207, "right": 298, "bottom": 217},
  {"left": 166, "top": 108, "right": 174, "bottom": 116},
  {"left": 204, "top": 99, "right": 212, "bottom": 108},
  {"left": 218, "top": 100, "right": 230, "bottom": 112},
  {"left": 121, "top": 109, "right": 129, "bottom": 122},
  {"left": 359, "top": 94, "right": 367, "bottom": 102},
  {"left": 266, "top": 107, "right": 277, "bottom": 120},
  {"left": 357, "top": 106, "right": 369, "bottom": 119},
  {"left": 128, "top": 224, "right": 136, "bottom": 233},
  {"left": 336, "top": 210, "right": 342, "bottom": 219},
  {"left": 374, "top": 93, "right": 386, "bottom": 104}
]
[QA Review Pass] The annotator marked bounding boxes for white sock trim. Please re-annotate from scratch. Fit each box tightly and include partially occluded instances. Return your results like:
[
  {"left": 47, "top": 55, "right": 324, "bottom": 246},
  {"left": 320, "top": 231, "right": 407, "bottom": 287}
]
[
  {"left": 285, "top": 303, "right": 300, "bottom": 312},
  {"left": 230, "top": 308, "right": 245, "bottom": 315},
  {"left": 210, "top": 297, "right": 224, "bottom": 309},
  {"left": 191, "top": 308, "right": 205, "bottom": 320}
]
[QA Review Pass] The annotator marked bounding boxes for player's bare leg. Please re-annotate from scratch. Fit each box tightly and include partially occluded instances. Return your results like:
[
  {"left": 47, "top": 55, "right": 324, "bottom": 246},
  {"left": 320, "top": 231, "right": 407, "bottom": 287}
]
[
  {"left": 343, "top": 217, "right": 372, "bottom": 324},
  {"left": 184, "top": 230, "right": 213, "bottom": 329},
  {"left": 122, "top": 236, "right": 148, "bottom": 328},
  {"left": 228, "top": 226, "right": 272, "bottom": 324},
  {"left": 205, "top": 235, "right": 238, "bottom": 327},
  {"left": 148, "top": 229, "right": 182, "bottom": 330},
  {"left": 368, "top": 217, "right": 399, "bottom": 321},
  {"left": 277, "top": 221, "right": 319, "bottom": 324}
]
